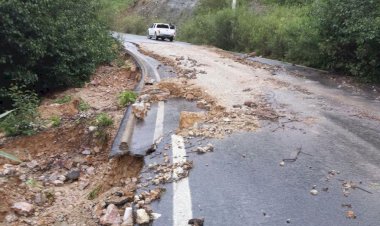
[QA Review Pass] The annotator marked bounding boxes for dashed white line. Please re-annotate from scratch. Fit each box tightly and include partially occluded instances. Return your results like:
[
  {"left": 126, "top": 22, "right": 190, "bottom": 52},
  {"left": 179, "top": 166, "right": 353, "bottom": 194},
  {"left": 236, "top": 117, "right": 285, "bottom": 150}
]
[{"left": 172, "top": 134, "right": 193, "bottom": 226}]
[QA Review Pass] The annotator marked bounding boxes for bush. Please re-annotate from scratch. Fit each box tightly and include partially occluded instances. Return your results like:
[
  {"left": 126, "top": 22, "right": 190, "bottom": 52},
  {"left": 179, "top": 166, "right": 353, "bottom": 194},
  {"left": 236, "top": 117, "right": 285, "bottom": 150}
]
[
  {"left": 0, "top": 86, "right": 39, "bottom": 136},
  {"left": 0, "top": 0, "right": 118, "bottom": 111},
  {"left": 118, "top": 91, "right": 137, "bottom": 107},
  {"left": 314, "top": 0, "right": 380, "bottom": 82},
  {"left": 95, "top": 113, "right": 113, "bottom": 127}
]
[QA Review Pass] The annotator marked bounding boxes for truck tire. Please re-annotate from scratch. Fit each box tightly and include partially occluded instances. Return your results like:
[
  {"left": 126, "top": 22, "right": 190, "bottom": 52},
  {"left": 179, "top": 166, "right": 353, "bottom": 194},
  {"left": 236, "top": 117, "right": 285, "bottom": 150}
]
[
  {"left": 154, "top": 33, "right": 159, "bottom": 40},
  {"left": 169, "top": 37, "right": 174, "bottom": 42}
]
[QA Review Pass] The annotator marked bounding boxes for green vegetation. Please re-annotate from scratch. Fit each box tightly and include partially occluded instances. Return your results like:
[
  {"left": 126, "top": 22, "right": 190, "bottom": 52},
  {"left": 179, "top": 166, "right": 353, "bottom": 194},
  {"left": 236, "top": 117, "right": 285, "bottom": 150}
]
[
  {"left": 79, "top": 100, "right": 91, "bottom": 112},
  {"left": 54, "top": 95, "right": 72, "bottom": 104},
  {"left": 95, "top": 113, "right": 114, "bottom": 127},
  {"left": 0, "top": 0, "right": 119, "bottom": 136},
  {"left": 118, "top": 91, "right": 137, "bottom": 107},
  {"left": 50, "top": 115, "right": 61, "bottom": 127},
  {"left": 179, "top": 0, "right": 380, "bottom": 82},
  {"left": 87, "top": 185, "right": 102, "bottom": 200},
  {"left": 0, "top": 86, "right": 39, "bottom": 136}
]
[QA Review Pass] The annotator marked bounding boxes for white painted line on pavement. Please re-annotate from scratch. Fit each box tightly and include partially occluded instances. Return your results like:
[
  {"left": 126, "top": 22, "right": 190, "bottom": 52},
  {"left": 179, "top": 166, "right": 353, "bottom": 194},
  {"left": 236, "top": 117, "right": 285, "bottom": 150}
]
[
  {"left": 153, "top": 101, "right": 165, "bottom": 143},
  {"left": 172, "top": 135, "right": 193, "bottom": 226}
]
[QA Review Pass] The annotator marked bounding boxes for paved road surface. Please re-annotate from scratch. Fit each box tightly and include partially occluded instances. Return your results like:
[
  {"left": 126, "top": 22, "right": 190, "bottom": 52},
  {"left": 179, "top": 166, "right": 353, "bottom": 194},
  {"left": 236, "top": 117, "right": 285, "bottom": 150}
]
[{"left": 117, "top": 33, "right": 380, "bottom": 226}]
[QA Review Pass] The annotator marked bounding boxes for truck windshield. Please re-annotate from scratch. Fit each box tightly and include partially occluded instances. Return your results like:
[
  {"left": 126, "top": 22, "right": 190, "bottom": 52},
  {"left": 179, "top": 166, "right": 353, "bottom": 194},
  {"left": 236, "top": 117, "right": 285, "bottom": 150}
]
[{"left": 157, "top": 24, "right": 169, "bottom": 29}]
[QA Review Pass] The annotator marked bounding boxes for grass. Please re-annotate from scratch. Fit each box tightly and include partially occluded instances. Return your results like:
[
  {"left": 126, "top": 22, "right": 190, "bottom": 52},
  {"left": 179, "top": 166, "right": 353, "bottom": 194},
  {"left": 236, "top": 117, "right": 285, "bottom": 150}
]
[
  {"left": 95, "top": 113, "right": 113, "bottom": 127},
  {"left": 54, "top": 95, "right": 72, "bottom": 104},
  {"left": 78, "top": 100, "right": 91, "bottom": 111},
  {"left": 118, "top": 90, "right": 137, "bottom": 107},
  {"left": 50, "top": 115, "right": 61, "bottom": 127},
  {"left": 87, "top": 185, "right": 102, "bottom": 200}
]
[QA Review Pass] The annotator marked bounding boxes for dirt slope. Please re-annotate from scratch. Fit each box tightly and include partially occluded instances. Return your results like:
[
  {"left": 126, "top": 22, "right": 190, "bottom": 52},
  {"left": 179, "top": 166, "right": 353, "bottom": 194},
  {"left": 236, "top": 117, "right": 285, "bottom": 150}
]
[{"left": 128, "top": 0, "right": 199, "bottom": 23}]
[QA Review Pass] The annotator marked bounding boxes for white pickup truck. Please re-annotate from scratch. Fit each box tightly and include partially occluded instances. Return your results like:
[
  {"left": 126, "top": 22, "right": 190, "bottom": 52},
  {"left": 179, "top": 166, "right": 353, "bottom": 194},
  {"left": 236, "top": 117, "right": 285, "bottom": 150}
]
[{"left": 147, "top": 23, "right": 176, "bottom": 42}]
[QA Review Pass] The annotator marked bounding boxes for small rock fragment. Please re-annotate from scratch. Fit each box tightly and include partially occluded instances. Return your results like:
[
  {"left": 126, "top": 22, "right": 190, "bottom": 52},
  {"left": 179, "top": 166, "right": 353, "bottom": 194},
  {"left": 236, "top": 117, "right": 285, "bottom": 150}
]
[
  {"left": 310, "top": 189, "right": 319, "bottom": 196},
  {"left": 188, "top": 218, "right": 204, "bottom": 226},
  {"left": 279, "top": 161, "right": 285, "bottom": 167},
  {"left": 346, "top": 210, "right": 356, "bottom": 219},
  {"left": 122, "top": 207, "right": 133, "bottom": 226},
  {"left": 88, "top": 126, "right": 97, "bottom": 132},
  {"left": 151, "top": 213, "right": 162, "bottom": 220},
  {"left": 65, "top": 169, "right": 80, "bottom": 182},
  {"left": 100, "top": 204, "right": 122, "bottom": 225},
  {"left": 12, "top": 202, "right": 34, "bottom": 216},
  {"left": 132, "top": 102, "right": 148, "bottom": 120},
  {"left": 5, "top": 213, "right": 18, "bottom": 223},
  {"left": 82, "top": 149, "right": 91, "bottom": 155},
  {"left": 136, "top": 209, "right": 150, "bottom": 224}
]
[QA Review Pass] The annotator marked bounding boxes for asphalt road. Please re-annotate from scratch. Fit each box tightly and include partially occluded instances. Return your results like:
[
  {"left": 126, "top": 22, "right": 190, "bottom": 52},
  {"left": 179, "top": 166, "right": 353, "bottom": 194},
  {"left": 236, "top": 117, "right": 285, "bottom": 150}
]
[{"left": 118, "top": 33, "right": 380, "bottom": 226}]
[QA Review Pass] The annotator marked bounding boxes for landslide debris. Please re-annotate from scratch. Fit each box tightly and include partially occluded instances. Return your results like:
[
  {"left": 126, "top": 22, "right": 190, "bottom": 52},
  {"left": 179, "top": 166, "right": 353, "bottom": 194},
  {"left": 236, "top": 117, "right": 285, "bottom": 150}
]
[{"left": 0, "top": 54, "right": 149, "bottom": 225}]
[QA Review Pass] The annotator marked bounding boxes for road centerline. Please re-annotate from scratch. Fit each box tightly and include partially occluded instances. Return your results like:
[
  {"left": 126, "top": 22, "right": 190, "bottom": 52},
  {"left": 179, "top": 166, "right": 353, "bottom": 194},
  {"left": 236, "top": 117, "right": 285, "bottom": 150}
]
[{"left": 172, "top": 134, "right": 193, "bottom": 226}]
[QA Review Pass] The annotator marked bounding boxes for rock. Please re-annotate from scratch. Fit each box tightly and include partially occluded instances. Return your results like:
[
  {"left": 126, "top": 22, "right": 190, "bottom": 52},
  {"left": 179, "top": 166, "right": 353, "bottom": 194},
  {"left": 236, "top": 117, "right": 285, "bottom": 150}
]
[
  {"left": 136, "top": 209, "right": 150, "bottom": 224},
  {"left": 179, "top": 111, "right": 204, "bottom": 129},
  {"left": 94, "top": 146, "right": 101, "bottom": 153},
  {"left": 82, "top": 149, "right": 91, "bottom": 155},
  {"left": 12, "top": 202, "right": 35, "bottom": 216},
  {"left": 151, "top": 213, "right": 162, "bottom": 220},
  {"left": 88, "top": 126, "right": 97, "bottom": 132},
  {"left": 244, "top": 101, "right": 257, "bottom": 108},
  {"left": 86, "top": 166, "right": 95, "bottom": 175},
  {"left": 122, "top": 207, "right": 133, "bottom": 226},
  {"left": 223, "top": 118, "right": 231, "bottom": 123},
  {"left": 185, "top": 93, "right": 195, "bottom": 101},
  {"left": 279, "top": 161, "right": 285, "bottom": 167},
  {"left": 1, "top": 164, "right": 17, "bottom": 176},
  {"left": 34, "top": 193, "right": 47, "bottom": 206},
  {"left": 188, "top": 218, "right": 205, "bottom": 226},
  {"left": 310, "top": 189, "right": 318, "bottom": 196},
  {"left": 346, "top": 210, "right": 356, "bottom": 219},
  {"left": 132, "top": 102, "right": 148, "bottom": 120},
  {"left": 26, "top": 160, "right": 39, "bottom": 169},
  {"left": 196, "top": 143, "right": 214, "bottom": 154},
  {"left": 65, "top": 169, "right": 80, "bottom": 182},
  {"left": 52, "top": 180, "right": 64, "bottom": 186},
  {"left": 139, "top": 94, "right": 151, "bottom": 102},
  {"left": 100, "top": 204, "right": 122, "bottom": 225},
  {"left": 63, "top": 159, "right": 74, "bottom": 170},
  {"left": 5, "top": 213, "right": 18, "bottom": 223}
]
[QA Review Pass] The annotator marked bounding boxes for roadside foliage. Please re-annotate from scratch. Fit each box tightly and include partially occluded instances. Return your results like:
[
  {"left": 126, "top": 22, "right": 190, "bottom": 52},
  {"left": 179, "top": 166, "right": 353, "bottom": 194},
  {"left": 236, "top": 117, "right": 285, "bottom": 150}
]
[
  {"left": 179, "top": 0, "right": 380, "bottom": 82},
  {"left": 0, "top": 0, "right": 117, "bottom": 135}
]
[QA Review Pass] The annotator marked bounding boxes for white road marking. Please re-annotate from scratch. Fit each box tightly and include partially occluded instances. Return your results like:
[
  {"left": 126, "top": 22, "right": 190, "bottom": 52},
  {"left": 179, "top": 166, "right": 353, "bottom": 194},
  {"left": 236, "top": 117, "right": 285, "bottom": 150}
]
[
  {"left": 153, "top": 101, "right": 165, "bottom": 143},
  {"left": 172, "top": 135, "right": 193, "bottom": 226}
]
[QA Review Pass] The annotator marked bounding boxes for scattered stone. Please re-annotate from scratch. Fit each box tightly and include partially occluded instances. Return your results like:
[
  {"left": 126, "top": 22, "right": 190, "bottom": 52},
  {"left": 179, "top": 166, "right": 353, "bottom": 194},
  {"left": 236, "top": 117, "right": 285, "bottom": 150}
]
[
  {"left": 279, "top": 161, "right": 285, "bottom": 167},
  {"left": 122, "top": 207, "right": 133, "bottom": 226},
  {"left": 52, "top": 180, "right": 64, "bottom": 186},
  {"left": 242, "top": 88, "right": 252, "bottom": 92},
  {"left": 5, "top": 213, "right": 18, "bottom": 223},
  {"left": 346, "top": 210, "right": 356, "bottom": 219},
  {"left": 232, "top": 104, "right": 242, "bottom": 108},
  {"left": 86, "top": 166, "right": 95, "bottom": 175},
  {"left": 244, "top": 101, "right": 257, "bottom": 108},
  {"left": 286, "top": 219, "right": 291, "bottom": 224},
  {"left": 188, "top": 218, "right": 204, "bottom": 226},
  {"left": 136, "top": 209, "right": 150, "bottom": 224},
  {"left": 12, "top": 202, "right": 35, "bottom": 216},
  {"left": 65, "top": 169, "right": 80, "bottom": 182},
  {"left": 151, "top": 213, "right": 162, "bottom": 220},
  {"left": 132, "top": 102, "right": 148, "bottom": 120},
  {"left": 34, "top": 193, "right": 47, "bottom": 206},
  {"left": 26, "top": 160, "right": 39, "bottom": 169},
  {"left": 139, "top": 94, "right": 151, "bottom": 102},
  {"left": 82, "top": 149, "right": 91, "bottom": 155},
  {"left": 310, "top": 189, "right": 319, "bottom": 196},
  {"left": 196, "top": 143, "right": 214, "bottom": 154},
  {"left": 88, "top": 126, "right": 97, "bottom": 132},
  {"left": 185, "top": 93, "right": 195, "bottom": 101},
  {"left": 100, "top": 204, "right": 122, "bottom": 225}
]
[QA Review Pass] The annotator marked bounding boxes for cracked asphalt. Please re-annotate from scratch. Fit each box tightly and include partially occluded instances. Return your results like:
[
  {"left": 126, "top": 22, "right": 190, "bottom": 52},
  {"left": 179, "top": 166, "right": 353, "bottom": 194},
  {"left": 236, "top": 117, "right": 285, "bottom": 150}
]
[{"left": 118, "top": 33, "right": 380, "bottom": 226}]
